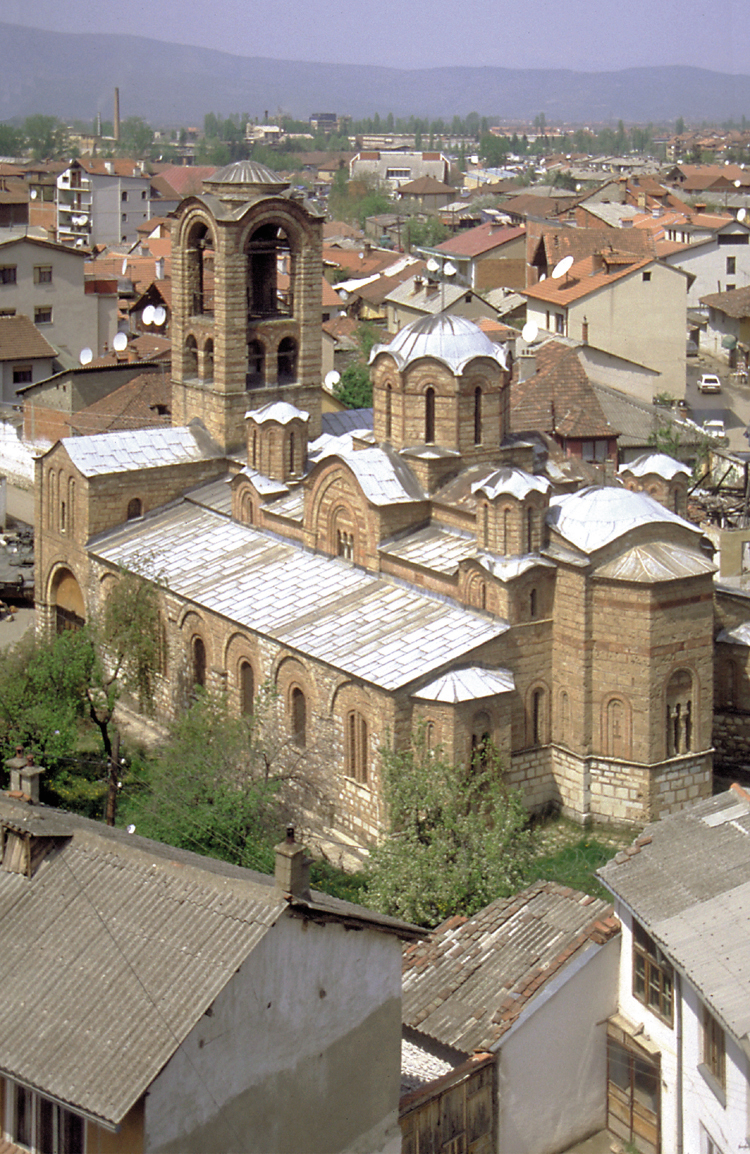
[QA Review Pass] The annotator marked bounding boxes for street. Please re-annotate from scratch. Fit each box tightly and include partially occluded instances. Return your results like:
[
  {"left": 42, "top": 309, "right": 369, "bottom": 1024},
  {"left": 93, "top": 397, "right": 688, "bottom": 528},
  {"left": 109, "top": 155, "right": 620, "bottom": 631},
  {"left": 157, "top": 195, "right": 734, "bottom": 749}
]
[{"left": 686, "top": 352, "right": 750, "bottom": 453}]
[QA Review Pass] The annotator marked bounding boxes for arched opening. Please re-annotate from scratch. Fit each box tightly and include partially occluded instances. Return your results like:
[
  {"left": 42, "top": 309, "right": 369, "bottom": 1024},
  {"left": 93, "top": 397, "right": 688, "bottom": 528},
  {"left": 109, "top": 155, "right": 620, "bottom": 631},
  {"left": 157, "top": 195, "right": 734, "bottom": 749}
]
[
  {"left": 606, "top": 697, "right": 630, "bottom": 758},
  {"left": 666, "top": 669, "right": 694, "bottom": 756},
  {"left": 251, "top": 429, "right": 258, "bottom": 470},
  {"left": 240, "top": 660, "right": 254, "bottom": 716},
  {"left": 385, "top": 383, "right": 392, "bottom": 441},
  {"left": 288, "top": 431, "right": 296, "bottom": 476},
  {"left": 559, "top": 690, "right": 570, "bottom": 744},
  {"left": 530, "top": 686, "right": 547, "bottom": 746},
  {"left": 203, "top": 338, "right": 214, "bottom": 382},
  {"left": 246, "top": 223, "right": 292, "bottom": 318},
  {"left": 192, "top": 636, "right": 206, "bottom": 689},
  {"left": 127, "top": 497, "right": 142, "bottom": 520},
  {"left": 60, "top": 500, "right": 66, "bottom": 533},
  {"left": 425, "top": 387, "right": 435, "bottom": 444},
  {"left": 52, "top": 568, "right": 85, "bottom": 633},
  {"left": 68, "top": 477, "right": 75, "bottom": 536},
  {"left": 277, "top": 337, "right": 297, "bottom": 385},
  {"left": 186, "top": 221, "right": 214, "bottom": 316},
  {"left": 502, "top": 507, "right": 510, "bottom": 555},
  {"left": 474, "top": 386, "right": 482, "bottom": 445},
  {"left": 482, "top": 504, "right": 489, "bottom": 548},
  {"left": 471, "top": 710, "right": 491, "bottom": 770},
  {"left": 345, "top": 711, "right": 369, "bottom": 784},
  {"left": 530, "top": 587, "right": 537, "bottom": 619},
  {"left": 184, "top": 335, "right": 198, "bottom": 379},
  {"left": 247, "top": 339, "right": 265, "bottom": 389},
  {"left": 291, "top": 686, "right": 307, "bottom": 747},
  {"left": 526, "top": 506, "right": 534, "bottom": 553}
]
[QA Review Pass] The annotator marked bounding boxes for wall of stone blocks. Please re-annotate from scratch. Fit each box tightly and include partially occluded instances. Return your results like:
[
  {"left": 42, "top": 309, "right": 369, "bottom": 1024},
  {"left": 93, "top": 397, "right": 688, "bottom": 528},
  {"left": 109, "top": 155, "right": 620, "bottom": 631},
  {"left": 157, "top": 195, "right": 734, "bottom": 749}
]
[{"left": 713, "top": 709, "right": 750, "bottom": 767}]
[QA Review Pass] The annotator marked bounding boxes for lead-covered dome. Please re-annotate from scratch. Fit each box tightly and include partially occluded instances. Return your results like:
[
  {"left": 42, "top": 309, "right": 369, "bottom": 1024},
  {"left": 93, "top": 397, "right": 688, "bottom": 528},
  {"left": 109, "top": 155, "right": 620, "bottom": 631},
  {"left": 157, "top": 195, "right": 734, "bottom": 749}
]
[
  {"left": 204, "top": 160, "right": 290, "bottom": 196},
  {"left": 371, "top": 313, "right": 508, "bottom": 374}
]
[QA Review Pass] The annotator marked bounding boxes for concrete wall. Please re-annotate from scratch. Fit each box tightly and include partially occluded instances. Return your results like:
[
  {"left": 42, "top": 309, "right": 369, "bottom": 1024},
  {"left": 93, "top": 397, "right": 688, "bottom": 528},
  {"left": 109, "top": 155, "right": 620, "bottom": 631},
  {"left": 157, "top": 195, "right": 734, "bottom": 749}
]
[
  {"left": 145, "top": 912, "right": 403, "bottom": 1154},
  {"left": 496, "top": 936, "right": 620, "bottom": 1154},
  {"left": 665, "top": 230, "right": 750, "bottom": 308},
  {"left": 680, "top": 980, "right": 750, "bottom": 1154}
]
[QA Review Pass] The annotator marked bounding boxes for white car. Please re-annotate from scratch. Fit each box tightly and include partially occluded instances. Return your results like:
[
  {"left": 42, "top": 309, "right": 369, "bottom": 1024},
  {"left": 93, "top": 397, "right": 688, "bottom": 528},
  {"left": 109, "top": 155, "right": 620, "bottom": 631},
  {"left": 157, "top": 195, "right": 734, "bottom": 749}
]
[
  {"left": 703, "top": 418, "right": 726, "bottom": 439},
  {"left": 698, "top": 374, "right": 722, "bottom": 393}
]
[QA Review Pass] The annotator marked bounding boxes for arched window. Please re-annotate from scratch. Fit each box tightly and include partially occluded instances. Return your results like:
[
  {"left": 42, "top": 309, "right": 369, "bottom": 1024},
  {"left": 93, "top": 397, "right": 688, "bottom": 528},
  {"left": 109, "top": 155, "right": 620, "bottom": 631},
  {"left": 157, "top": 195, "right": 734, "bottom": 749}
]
[
  {"left": 385, "top": 383, "right": 392, "bottom": 440},
  {"left": 127, "top": 497, "right": 142, "bottom": 520},
  {"left": 186, "top": 221, "right": 214, "bottom": 315},
  {"left": 559, "top": 690, "right": 570, "bottom": 744},
  {"left": 240, "top": 661, "right": 254, "bottom": 716},
  {"left": 666, "top": 669, "right": 694, "bottom": 756},
  {"left": 471, "top": 710, "right": 491, "bottom": 770},
  {"left": 474, "top": 386, "right": 482, "bottom": 445},
  {"left": 192, "top": 636, "right": 206, "bottom": 689},
  {"left": 48, "top": 471, "right": 56, "bottom": 531},
  {"left": 252, "top": 429, "right": 258, "bottom": 469},
  {"left": 530, "top": 687, "right": 547, "bottom": 746},
  {"left": 530, "top": 588, "right": 537, "bottom": 619},
  {"left": 425, "top": 387, "right": 435, "bottom": 444},
  {"left": 606, "top": 698, "right": 629, "bottom": 758},
  {"left": 68, "top": 477, "right": 75, "bottom": 536},
  {"left": 526, "top": 506, "right": 534, "bottom": 553},
  {"left": 247, "top": 339, "right": 265, "bottom": 388},
  {"left": 502, "top": 507, "right": 510, "bottom": 555},
  {"left": 277, "top": 337, "right": 297, "bottom": 384},
  {"left": 184, "top": 335, "right": 198, "bottom": 378},
  {"left": 204, "top": 338, "right": 214, "bottom": 381},
  {"left": 288, "top": 432, "right": 296, "bottom": 475},
  {"left": 345, "top": 711, "right": 368, "bottom": 784},
  {"left": 291, "top": 686, "right": 306, "bottom": 747},
  {"left": 483, "top": 503, "right": 489, "bottom": 548},
  {"left": 60, "top": 499, "right": 66, "bottom": 532},
  {"left": 247, "top": 223, "right": 290, "bottom": 317}
]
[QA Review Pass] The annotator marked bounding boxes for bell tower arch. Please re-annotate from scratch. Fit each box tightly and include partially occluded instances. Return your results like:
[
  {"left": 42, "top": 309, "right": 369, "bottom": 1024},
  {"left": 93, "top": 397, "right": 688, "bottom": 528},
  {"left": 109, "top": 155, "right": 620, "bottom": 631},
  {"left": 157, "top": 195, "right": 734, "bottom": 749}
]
[{"left": 171, "top": 161, "right": 323, "bottom": 454}]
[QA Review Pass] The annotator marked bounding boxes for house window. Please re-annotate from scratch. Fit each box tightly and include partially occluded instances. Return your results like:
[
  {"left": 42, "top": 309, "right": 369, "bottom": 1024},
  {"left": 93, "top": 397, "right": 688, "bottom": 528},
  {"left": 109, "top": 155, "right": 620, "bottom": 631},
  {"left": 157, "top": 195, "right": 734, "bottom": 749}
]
[
  {"left": 702, "top": 1005, "right": 725, "bottom": 1094},
  {"left": 6, "top": 1082, "right": 84, "bottom": 1154},
  {"left": 291, "top": 687, "right": 306, "bottom": 747},
  {"left": 0, "top": 265, "right": 17, "bottom": 284},
  {"left": 12, "top": 365, "right": 32, "bottom": 385},
  {"left": 642, "top": 271, "right": 652, "bottom": 282},
  {"left": 121, "top": 213, "right": 127, "bottom": 223},
  {"left": 34, "top": 307, "right": 52, "bottom": 325},
  {"left": 345, "top": 710, "right": 368, "bottom": 783},
  {"left": 633, "top": 921, "right": 673, "bottom": 1024},
  {"left": 127, "top": 497, "right": 142, "bottom": 519},
  {"left": 727, "top": 256, "right": 736, "bottom": 275},
  {"left": 34, "top": 265, "right": 53, "bottom": 284},
  {"left": 121, "top": 190, "right": 128, "bottom": 202},
  {"left": 555, "top": 312, "right": 564, "bottom": 334}
]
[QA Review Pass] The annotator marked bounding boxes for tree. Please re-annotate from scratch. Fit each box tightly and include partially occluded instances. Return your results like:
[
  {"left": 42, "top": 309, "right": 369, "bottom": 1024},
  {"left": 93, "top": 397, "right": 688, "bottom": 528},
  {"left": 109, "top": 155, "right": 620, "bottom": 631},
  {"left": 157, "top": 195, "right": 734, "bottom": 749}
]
[
  {"left": 118, "top": 116, "right": 154, "bottom": 156},
  {"left": 23, "top": 115, "right": 67, "bottom": 160},
  {"left": 0, "top": 123, "right": 24, "bottom": 156},
  {"left": 676, "top": 116, "right": 685, "bottom": 136},
  {"left": 334, "top": 362, "right": 372, "bottom": 409},
  {"left": 367, "top": 730, "right": 534, "bottom": 926}
]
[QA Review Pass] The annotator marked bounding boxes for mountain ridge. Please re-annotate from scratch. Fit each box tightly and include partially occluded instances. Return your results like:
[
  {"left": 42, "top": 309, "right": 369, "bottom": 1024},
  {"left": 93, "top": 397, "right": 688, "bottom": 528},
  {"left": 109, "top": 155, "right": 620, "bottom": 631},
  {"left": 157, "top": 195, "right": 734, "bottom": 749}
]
[{"left": 2, "top": 23, "right": 750, "bottom": 126}]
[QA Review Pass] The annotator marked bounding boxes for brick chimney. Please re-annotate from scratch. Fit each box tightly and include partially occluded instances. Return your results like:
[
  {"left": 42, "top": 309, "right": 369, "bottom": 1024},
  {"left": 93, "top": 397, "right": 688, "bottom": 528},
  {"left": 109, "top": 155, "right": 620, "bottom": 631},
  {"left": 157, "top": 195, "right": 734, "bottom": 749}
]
[
  {"left": 275, "top": 825, "right": 311, "bottom": 900},
  {"left": 5, "top": 749, "right": 45, "bottom": 803}
]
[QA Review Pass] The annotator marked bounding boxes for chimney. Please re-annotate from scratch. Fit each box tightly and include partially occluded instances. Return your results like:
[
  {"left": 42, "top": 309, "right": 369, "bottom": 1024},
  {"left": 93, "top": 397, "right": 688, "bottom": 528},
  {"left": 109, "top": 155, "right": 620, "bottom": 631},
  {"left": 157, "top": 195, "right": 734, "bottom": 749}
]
[
  {"left": 274, "top": 825, "right": 311, "bottom": 900},
  {"left": 582, "top": 316, "right": 589, "bottom": 345},
  {"left": 518, "top": 351, "right": 537, "bottom": 382},
  {"left": 155, "top": 257, "right": 165, "bottom": 280},
  {"left": 695, "top": 202, "right": 706, "bottom": 214},
  {"left": 5, "top": 749, "right": 45, "bottom": 803},
  {"left": 114, "top": 87, "right": 121, "bottom": 143}
]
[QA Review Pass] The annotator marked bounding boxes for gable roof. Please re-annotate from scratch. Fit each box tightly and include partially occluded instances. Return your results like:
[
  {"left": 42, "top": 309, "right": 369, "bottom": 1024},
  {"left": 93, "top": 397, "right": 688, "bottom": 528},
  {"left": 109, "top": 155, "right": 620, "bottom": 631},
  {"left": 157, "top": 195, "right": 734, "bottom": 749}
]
[
  {"left": 599, "top": 786, "right": 750, "bottom": 1053},
  {"left": 0, "top": 315, "right": 57, "bottom": 363},
  {"left": 402, "top": 881, "right": 617, "bottom": 1054},
  {"left": 511, "top": 342, "right": 616, "bottom": 440},
  {"left": 62, "top": 423, "right": 221, "bottom": 477},
  {"left": 435, "top": 222, "right": 525, "bottom": 259},
  {"left": 523, "top": 254, "right": 655, "bottom": 308},
  {"left": 67, "top": 371, "right": 171, "bottom": 436},
  {"left": 700, "top": 284, "right": 750, "bottom": 318}
]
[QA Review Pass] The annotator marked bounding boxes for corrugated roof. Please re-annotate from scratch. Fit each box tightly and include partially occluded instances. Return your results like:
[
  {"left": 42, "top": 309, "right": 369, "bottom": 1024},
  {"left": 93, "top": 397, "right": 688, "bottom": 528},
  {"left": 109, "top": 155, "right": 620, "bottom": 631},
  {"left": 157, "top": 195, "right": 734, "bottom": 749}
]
[
  {"left": 402, "top": 881, "right": 617, "bottom": 1053},
  {"left": 599, "top": 788, "right": 750, "bottom": 1049},
  {"left": 90, "top": 503, "right": 508, "bottom": 692}
]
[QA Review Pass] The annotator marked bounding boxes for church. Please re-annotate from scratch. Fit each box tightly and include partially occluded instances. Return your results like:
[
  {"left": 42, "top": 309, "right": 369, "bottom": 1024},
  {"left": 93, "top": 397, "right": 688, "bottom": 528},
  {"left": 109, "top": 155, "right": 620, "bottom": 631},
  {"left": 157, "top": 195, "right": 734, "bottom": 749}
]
[{"left": 34, "top": 161, "right": 721, "bottom": 844}]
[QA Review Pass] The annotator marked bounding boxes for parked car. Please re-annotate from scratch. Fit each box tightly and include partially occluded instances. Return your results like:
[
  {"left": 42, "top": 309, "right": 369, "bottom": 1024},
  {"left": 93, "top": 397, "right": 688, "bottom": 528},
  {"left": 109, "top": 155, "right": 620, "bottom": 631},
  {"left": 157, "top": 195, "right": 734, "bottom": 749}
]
[
  {"left": 699, "top": 373, "right": 722, "bottom": 393},
  {"left": 703, "top": 418, "right": 726, "bottom": 439},
  {"left": 686, "top": 338, "right": 699, "bottom": 357}
]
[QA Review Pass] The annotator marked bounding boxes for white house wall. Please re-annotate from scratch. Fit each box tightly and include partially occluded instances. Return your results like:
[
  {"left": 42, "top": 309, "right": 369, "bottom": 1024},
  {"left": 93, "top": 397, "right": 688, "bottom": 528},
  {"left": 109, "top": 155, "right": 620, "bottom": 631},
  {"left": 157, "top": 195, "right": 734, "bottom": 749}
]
[
  {"left": 495, "top": 936, "right": 620, "bottom": 1154},
  {"left": 665, "top": 231, "right": 750, "bottom": 309},
  {"left": 144, "top": 911, "right": 403, "bottom": 1154}
]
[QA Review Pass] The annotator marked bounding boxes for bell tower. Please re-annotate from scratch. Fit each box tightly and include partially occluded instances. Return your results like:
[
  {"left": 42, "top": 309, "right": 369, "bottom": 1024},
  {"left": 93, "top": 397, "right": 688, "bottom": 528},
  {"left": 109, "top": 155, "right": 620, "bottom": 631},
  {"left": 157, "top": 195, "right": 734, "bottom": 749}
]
[{"left": 171, "top": 160, "right": 324, "bottom": 454}]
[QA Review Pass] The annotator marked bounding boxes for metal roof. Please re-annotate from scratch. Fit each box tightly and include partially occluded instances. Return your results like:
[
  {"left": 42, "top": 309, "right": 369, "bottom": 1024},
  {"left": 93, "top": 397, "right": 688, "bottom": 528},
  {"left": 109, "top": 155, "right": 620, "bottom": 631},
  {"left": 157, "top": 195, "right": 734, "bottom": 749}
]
[
  {"left": 619, "top": 452, "right": 691, "bottom": 481},
  {"left": 717, "top": 622, "right": 750, "bottom": 647},
  {"left": 472, "top": 467, "right": 551, "bottom": 502},
  {"left": 548, "top": 486, "right": 700, "bottom": 554},
  {"left": 379, "top": 523, "right": 475, "bottom": 575},
  {"left": 402, "top": 882, "right": 617, "bottom": 1054},
  {"left": 245, "top": 401, "right": 309, "bottom": 426},
  {"left": 313, "top": 442, "right": 426, "bottom": 506},
  {"left": 204, "top": 160, "right": 289, "bottom": 191},
  {"left": 599, "top": 789, "right": 750, "bottom": 1051},
  {"left": 63, "top": 425, "right": 222, "bottom": 478},
  {"left": 413, "top": 665, "right": 514, "bottom": 703},
  {"left": 90, "top": 503, "right": 507, "bottom": 692},
  {"left": 371, "top": 313, "right": 508, "bottom": 374},
  {"left": 594, "top": 541, "right": 716, "bottom": 582}
]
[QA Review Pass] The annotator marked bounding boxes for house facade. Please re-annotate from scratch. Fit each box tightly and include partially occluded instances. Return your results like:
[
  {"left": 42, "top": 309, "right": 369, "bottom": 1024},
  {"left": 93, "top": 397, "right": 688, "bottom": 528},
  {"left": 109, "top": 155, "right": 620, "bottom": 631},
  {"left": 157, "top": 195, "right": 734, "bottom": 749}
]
[{"left": 57, "top": 159, "right": 152, "bottom": 247}]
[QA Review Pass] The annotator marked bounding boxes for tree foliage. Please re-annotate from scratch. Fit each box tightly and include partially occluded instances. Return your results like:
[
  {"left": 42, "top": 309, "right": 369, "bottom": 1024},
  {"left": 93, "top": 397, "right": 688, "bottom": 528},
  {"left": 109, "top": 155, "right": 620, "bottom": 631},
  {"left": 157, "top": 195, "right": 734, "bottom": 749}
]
[
  {"left": 367, "top": 731, "right": 534, "bottom": 926},
  {"left": 334, "top": 362, "right": 372, "bottom": 409}
]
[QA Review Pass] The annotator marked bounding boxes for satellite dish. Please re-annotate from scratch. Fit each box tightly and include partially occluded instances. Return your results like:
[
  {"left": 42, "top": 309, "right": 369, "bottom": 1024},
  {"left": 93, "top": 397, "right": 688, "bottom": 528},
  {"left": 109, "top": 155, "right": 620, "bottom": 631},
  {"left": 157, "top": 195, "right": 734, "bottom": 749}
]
[
  {"left": 324, "top": 370, "right": 341, "bottom": 390},
  {"left": 126, "top": 824, "right": 136, "bottom": 834},
  {"left": 735, "top": 180, "right": 742, "bottom": 188},
  {"left": 551, "top": 255, "right": 574, "bottom": 279},
  {"left": 443, "top": 261, "right": 457, "bottom": 277},
  {"left": 121, "top": 258, "right": 128, "bottom": 275},
  {"left": 739, "top": 207, "right": 747, "bottom": 222},
  {"left": 30, "top": 188, "right": 37, "bottom": 200},
  {"left": 153, "top": 306, "right": 166, "bottom": 326},
  {"left": 522, "top": 321, "right": 538, "bottom": 343},
  {"left": 113, "top": 331, "right": 128, "bottom": 352},
  {"left": 338, "top": 290, "right": 349, "bottom": 303},
  {"left": 142, "top": 304, "right": 155, "bottom": 325},
  {"left": 426, "top": 258, "right": 440, "bottom": 273},
  {"left": 79, "top": 347, "right": 93, "bottom": 365}
]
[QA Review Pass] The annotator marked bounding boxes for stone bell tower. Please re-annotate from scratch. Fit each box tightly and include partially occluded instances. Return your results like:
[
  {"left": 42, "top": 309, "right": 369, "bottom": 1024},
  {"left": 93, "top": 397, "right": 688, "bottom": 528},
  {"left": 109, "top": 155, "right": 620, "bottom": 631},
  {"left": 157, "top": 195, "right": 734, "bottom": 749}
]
[{"left": 170, "top": 160, "right": 324, "bottom": 454}]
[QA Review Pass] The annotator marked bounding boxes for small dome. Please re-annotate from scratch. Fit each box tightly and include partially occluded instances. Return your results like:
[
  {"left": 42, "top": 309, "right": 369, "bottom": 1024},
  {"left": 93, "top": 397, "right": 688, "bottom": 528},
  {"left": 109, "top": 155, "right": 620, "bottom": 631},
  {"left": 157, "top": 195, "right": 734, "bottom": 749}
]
[
  {"left": 619, "top": 453, "right": 690, "bottom": 482},
  {"left": 549, "top": 485, "right": 696, "bottom": 553},
  {"left": 204, "top": 161, "right": 290, "bottom": 195},
  {"left": 371, "top": 313, "right": 508, "bottom": 374}
]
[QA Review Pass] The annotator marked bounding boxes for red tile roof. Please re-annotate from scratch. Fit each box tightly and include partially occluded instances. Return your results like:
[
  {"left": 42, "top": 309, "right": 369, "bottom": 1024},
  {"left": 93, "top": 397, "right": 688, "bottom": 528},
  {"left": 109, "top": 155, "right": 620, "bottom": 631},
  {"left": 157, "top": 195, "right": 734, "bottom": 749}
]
[
  {"left": 524, "top": 253, "right": 653, "bottom": 307},
  {"left": 0, "top": 315, "right": 57, "bottom": 362},
  {"left": 435, "top": 222, "right": 525, "bottom": 259},
  {"left": 154, "top": 165, "right": 217, "bottom": 198},
  {"left": 512, "top": 342, "right": 616, "bottom": 439},
  {"left": 68, "top": 370, "right": 171, "bottom": 435}
]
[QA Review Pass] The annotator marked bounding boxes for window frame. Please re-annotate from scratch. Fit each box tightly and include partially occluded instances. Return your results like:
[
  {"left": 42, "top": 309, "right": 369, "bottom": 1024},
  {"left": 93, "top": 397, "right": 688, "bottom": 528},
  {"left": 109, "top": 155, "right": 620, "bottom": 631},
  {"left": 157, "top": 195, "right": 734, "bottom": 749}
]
[
  {"left": 34, "top": 306, "right": 53, "bottom": 325},
  {"left": 701, "top": 1004, "right": 726, "bottom": 1098},
  {"left": 34, "top": 265, "right": 53, "bottom": 285},
  {"left": 345, "top": 709, "right": 368, "bottom": 784},
  {"left": 5, "top": 1080, "right": 85, "bottom": 1154},
  {"left": 632, "top": 920, "right": 674, "bottom": 1026},
  {"left": 0, "top": 265, "right": 17, "bottom": 285}
]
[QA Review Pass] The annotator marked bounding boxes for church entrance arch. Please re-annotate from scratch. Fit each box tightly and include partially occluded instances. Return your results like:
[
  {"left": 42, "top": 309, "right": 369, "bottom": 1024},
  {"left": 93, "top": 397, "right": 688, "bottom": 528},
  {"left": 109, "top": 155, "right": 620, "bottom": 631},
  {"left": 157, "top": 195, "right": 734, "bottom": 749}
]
[{"left": 50, "top": 567, "right": 85, "bottom": 633}]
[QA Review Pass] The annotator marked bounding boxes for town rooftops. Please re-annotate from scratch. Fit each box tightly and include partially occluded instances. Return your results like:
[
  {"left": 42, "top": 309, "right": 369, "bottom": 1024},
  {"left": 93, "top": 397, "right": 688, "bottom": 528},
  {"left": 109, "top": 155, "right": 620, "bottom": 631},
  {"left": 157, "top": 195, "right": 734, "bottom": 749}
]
[
  {"left": 700, "top": 283, "right": 750, "bottom": 318},
  {"left": 434, "top": 222, "right": 525, "bottom": 259},
  {"left": 523, "top": 254, "right": 655, "bottom": 307},
  {"left": 599, "top": 786, "right": 750, "bottom": 1055},
  {"left": 402, "top": 881, "right": 618, "bottom": 1054},
  {"left": 0, "top": 794, "right": 419, "bottom": 1129},
  {"left": 0, "top": 314, "right": 57, "bottom": 362}
]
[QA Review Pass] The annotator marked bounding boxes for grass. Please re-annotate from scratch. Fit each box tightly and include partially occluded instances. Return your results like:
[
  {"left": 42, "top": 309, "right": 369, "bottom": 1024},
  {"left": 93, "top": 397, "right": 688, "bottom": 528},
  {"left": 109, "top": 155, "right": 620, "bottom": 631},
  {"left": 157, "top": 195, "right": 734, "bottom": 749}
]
[{"left": 524, "top": 836, "right": 622, "bottom": 901}]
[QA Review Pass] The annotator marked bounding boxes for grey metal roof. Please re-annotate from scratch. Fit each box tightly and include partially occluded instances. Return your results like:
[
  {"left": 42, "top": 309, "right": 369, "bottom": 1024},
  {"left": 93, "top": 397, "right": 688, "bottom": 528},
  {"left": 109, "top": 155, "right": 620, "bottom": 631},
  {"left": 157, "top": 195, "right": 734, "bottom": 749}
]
[
  {"left": 320, "top": 408, "right": 374, "bottom": 437},
  {"left": 379, "top": 523, "right": 475, "bottom": 575},
  {"left": 599, "top": 789, "right": 750, "bottom": 1051},
  {"left": 413, "top": 665, "right": 514, "bottom": 702},
  {"left": 717, "top": 622, "right": 750, "bottom": 647},
  {"left": 371, "top": 313, "right": 508, "bottom": 374},
  {"left": 402, "top": 881, "right": 616, "bottom": 1053},
  {"left": 204, "top": 160, "right": 289, "bottom": 191},
  {"left": 313, "top": 442, "right": 426, "bottom": 506},
  {"left": 245, "top": 400, "right": 308, "bottom": 426},
  {"left": 63, "top": 425, "right": 222, "bottom": 478},
  {"left": 184, "top": 474, "right": 234, "bottom": 515},
  {"left": 472, "top": 467, "right": 551, "bottom": 502},
  {"left": 548, "top": 486, "right": 700, "bottom": 554},
  {"left": 90, "top": 503, "right": 507, "bottom": 692},
  {"left": 594, "top": 541, "right": 716, "bottom": 582},
  {"left": 619, "top": 452, "right": 691, "bottom": 481},
  {"left": 477, "top": 552, "right": 557, "bottom": 580}
]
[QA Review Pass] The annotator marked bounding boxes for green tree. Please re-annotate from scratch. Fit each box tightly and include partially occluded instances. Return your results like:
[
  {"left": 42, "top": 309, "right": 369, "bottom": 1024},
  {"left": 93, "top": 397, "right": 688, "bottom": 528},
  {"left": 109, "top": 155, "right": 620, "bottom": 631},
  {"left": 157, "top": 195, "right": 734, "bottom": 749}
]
[
  {"left": 0, "top": 123, "right": 24, "bottom": 156},
  {"left": 23, "top": 115, "right": 67, "bottom": 160},
  {"left": 334, "top": 362, "right": 372, "bottom": 409},
  {"left": 367, "top": 731, "right": 534, "bottom": 926},
  {"left": 118, "top": 116, "right": 154, "bottom": 156}
]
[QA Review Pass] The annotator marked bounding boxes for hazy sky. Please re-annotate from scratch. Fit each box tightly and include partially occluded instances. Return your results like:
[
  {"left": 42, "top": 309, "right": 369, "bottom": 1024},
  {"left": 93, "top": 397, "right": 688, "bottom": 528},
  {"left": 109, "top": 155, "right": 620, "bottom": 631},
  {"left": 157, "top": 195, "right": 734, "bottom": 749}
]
[{"left": 3, "top": 0, "right": 749, "bottom": 74}]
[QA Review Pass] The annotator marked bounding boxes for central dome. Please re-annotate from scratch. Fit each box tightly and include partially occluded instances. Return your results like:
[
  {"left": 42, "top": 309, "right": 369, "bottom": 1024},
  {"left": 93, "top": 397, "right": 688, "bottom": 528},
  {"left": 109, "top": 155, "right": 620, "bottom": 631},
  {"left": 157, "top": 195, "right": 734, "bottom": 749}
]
[
  {"left": 204, "top": 160, "right": 290, "bottom": 196},
  {"left": 371, "top": 313, "right": 508, "bottom": 373}
]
